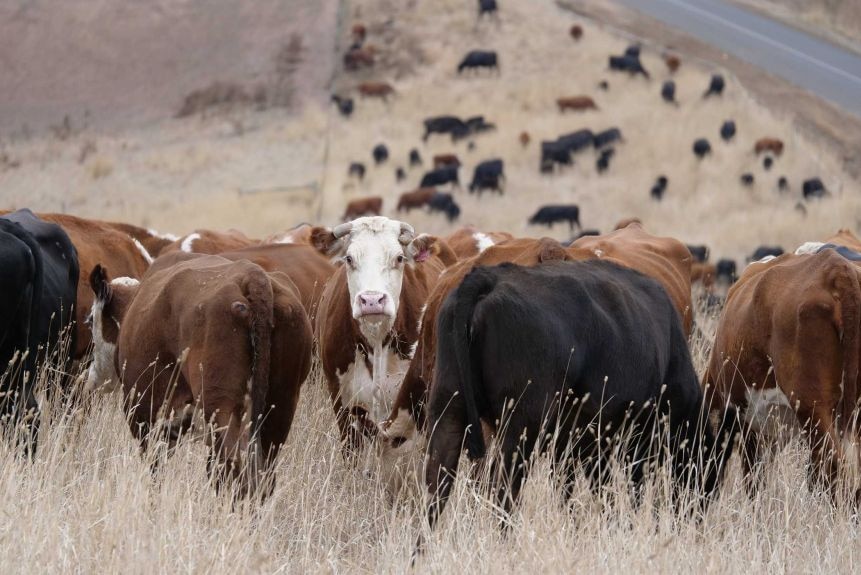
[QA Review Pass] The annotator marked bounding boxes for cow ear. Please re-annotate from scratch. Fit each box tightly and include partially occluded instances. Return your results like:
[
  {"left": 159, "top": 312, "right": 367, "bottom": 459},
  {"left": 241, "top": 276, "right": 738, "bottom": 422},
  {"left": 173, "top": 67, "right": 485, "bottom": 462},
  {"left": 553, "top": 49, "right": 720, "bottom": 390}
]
[
  {"left": 407, "top": 234, "right": 438, "bottom": 263},
  {"left": 309, "top": 226, "right": 344, "bottom": 257},
  {"left": 89, "top": 264, "right": 112, "bottom": 303},
  {"left": 537, "top": 238, "right": 568, "bottom": 263}
]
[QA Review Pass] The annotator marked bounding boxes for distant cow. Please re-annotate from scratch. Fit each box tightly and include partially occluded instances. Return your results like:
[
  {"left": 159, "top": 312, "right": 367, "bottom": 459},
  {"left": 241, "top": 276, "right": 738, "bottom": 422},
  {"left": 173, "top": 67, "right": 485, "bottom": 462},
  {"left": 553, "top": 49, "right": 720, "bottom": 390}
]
[
  {"left": 778, "top": 176, "right": 789, "bottom": 192},
  {"left": 625, "top": 44, "right": 641, "bottom": 57},
  {"left": 703, "top": 74, "right": 725, "bottom": 98},
  {"left": 478, "top": 0, "right": 498, "bottom": 17},
  {"left": 687, "top": 244, "right": 709, "bottom": 263},
  {"left": 661, "top": 81, "right": 676, "bottom": 104},
  {"left": 444, "top": 226, "right": 514, "bottom": 259},
  {"left": 693, "top": 138, "right": 712, "bottom": 159},
  {"left": 397, "top": 188, "right": 438, "bottom": 212},
  {"left": 457, "top": 50, "right": 499, "bottom": 74},
  {"left": 720, "top": 120, "right": 736, "bottom": 141},
  {"left": 352, "top": 23, "right": 367, "bottom": 43},
  {"left": 664, "top": 54, "right": 681, "bottom": 73},
  {"left": 372, "top": 143, "right": 389, "bottom": 164},
  {"left": 432, "top": 154, "right": 461, "bottom": 169},
  {"left": 465, "top": 115, "right": 496, "bottom": 135},
  {"left": 763, "top": 156, "right": 773, "bottom": 171},
  {"left": 570, "top": 24, "right": 583, "bottom": 40},
  {"left": 420, "top": 165, "right": 460, "bottom": 189},
  {"left": 596, "top": 148, "right": 614, "bottom": 173},
  {"left": 608, "top": 54, "right": 650, "bottom": 78},
  {"left": 715, "top": 258, "right": 737, "bottom": 283},
  {"left": 749, "top": 245, "right": 784, "bottom": 262},
  {"left": 740, "top": 173, "right": 755, "bottom": 186},
  {"left": 423, "top": 116, "right": 469, "bottom": 142},
  {"left": 528, "top": 204, "right": 581, "bottom": 230},
  {"left": 540, "top": 141, "right": 573, "bottom": 172},
  {"left": 409, "top": 149, "right": 422, "bottom": 167},
  {"left": 343, "top": 196, "right": 383, "bottom": 220},
  {"left": 344, "top": 47, "right": 374, "bottom": 71},
  {"left": 428, "top": 192, "right": 461, "bottom": 222},
  {"left": 557, "top": 96, "right": 598, "bottom": 112},
  {"left": 357, "top": 82, "right": 395, "bottom": 100},
  {"left": 558, "top": 129, "right": 595, "bottom": 153},
  {"left": 803, "top": 178, "right": 827, "bottom": 200},
  {"left": 469, "top": 158, "right": 505, "bottom": 195},
  {"left": 593, "top": 127, "right": 622, "bottom": 149},
  {"left": 395, "top": 167, "right": 406, "bottom": 182},
  {"left": 331, "top": 95, "right": 354, "bottom": 118},
  {"left": 754, "top": 137, "right": 784, "bottom": 156},
  {"left": 348, "top": 162, "right": 366, "bottom": 180},
  {"left": 519, "top": 131, "right": 531, "bottom": 147},
  {"left": 651, "top": 175, "right": 668, "bottom": 200}
]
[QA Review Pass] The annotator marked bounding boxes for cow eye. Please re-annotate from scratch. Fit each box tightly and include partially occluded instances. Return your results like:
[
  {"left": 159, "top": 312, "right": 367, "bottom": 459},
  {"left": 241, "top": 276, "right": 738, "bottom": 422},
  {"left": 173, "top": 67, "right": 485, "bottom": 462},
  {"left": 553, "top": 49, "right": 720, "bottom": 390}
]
[
  {"left": 395, "top": 254, "right": 406, "bottom": 265},
  {"left": 343, "top": 255, "right": 354, "bottom": 267}
]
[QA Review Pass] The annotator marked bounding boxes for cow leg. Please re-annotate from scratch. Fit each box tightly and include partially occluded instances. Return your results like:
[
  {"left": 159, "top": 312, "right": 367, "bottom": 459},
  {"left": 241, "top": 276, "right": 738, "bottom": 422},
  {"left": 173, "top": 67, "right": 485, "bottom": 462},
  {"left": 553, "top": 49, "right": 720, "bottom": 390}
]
[
  {"left": 424, "top": 411, "right": 464, "bottom": 532},
  {"left": 490, "top": 422, "right": 537, "bottom": 525},
  {"left": 739, "top": 428, "right": 762, "bottom": 495},
  {"left": 798, "top": 405, "right": 843, "bottom": 500}
]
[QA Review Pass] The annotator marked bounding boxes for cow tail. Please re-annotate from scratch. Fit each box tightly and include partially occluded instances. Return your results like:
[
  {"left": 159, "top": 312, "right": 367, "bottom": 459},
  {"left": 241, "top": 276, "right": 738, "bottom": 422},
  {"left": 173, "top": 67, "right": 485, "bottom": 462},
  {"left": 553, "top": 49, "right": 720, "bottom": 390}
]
[
  {"left": 244, "top": 270, "right": 275, "bottom": 449},
  {"left": 832, "top": 260, "right": 861, "bottom": 433},
  {"left": 449, "top": 267, "right": 499, "bottom": 460}
]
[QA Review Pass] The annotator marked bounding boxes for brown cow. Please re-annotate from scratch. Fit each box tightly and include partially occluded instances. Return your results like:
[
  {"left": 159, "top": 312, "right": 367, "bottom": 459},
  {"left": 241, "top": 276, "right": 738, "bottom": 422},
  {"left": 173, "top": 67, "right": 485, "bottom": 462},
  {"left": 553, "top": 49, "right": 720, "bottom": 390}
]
[
  {"left": 310, "top": 217, "right": 449, "bottom": 456},
  {"left": 432, "top": 154, "right": 461, "bottom": 169},
  {"left": 161, "top": 229, "right": 258, "bottom": 255},
  {"left": 754, "top": 137, "right": 784, "bottom": 156},
  {"left": 556, "top": 96, "right": 598, "bottom": 112},
  {"left": 344, "top": 48, "right": 375, "bottom": 70},
  {"left": 95, "top": 220, "right": 177, "bottom": 257},
  {"left": 357, "top": 82, "right": 395, "bottom": 101},
  {"left": 397, "top": 188, "right": 437, "bottom": 212},
  {"left": 827, "top": 229, "right": 861, "bottom": 251},
  {"left": 663, "top": 54, "right": 681, "bottom": 73},
  {"left": 704, "top": 250, "right": 861, "bottom": 502},
  {"left": 263, "top": 223, "right": 314, "bottom": 246},
  {"left": 570, "top": 24, "right": 583, "bottom": 40},
  {"left": 352, "top": 23, "right": 367, "bottom": 43},
  {"left": 519, "top": 131, "right": 531, "bottom": 148},
  {"left": 343, "top": 196, "right": 383, "bottom": 220},
  {"left": 86, "top": 254, "right": 313, "bottom": 497},
  {"left": 444, "top": 226, "right": 514, "bottom": 259}
]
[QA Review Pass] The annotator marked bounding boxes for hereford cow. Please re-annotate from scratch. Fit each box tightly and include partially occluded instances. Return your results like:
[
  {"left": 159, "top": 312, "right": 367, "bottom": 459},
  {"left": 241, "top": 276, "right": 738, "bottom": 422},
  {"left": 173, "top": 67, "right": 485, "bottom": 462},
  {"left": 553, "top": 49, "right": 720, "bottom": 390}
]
[
  {"left": 397, "top": 188, "right": 438, "bottom": 212},
  {"left": 754, "top": 137, "right": 784, "bottom": 156},
  {"left": 343, "top": 196, "right": 383, "bottom": 220},
  {"left": 357, "top": 82, "right": 395, "bottom": 101},
  {"left": 444, "top": 226, "right": 513, "bottom": 259},
  {"left": 556, "top": 96, "right": 598, "bottom": 112},
  {"left": 162, "top": 229, "right": 258, "bottom": 255},
  {"left": 86, "top": 255, "right": 313, "bottom": 497},
  {"left": 310, "top": 217, "right": 448, "bottom": 455},
  {"left": 704, "top": 249, "right": 861, "bottom": 502}
]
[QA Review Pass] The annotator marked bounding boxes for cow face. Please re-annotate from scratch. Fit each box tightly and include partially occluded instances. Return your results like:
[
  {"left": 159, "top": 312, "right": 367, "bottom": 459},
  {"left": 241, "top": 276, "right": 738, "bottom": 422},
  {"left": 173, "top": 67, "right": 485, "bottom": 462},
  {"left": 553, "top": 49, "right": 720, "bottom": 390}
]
[
  {"left": 311, "top": 217, "right": 437, "bottom": 334},
  {"left": 85, "top": 265, "right": 139, "bottom": 393}
]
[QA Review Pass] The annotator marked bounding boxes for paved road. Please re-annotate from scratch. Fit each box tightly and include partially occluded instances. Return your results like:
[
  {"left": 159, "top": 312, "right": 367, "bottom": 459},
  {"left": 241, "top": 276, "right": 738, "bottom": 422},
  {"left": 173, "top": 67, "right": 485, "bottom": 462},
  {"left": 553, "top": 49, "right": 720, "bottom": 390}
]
[{"left": 614, "top": 0, "right": 861, "bottom": 117}]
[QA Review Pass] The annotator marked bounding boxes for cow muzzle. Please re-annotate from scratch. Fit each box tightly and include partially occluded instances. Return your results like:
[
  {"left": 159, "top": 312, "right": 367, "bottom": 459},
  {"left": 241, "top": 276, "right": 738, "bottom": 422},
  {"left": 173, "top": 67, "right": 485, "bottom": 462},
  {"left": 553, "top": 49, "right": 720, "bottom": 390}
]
[{"left": 356, "top": 291, "right": 389, "bottom": 318}]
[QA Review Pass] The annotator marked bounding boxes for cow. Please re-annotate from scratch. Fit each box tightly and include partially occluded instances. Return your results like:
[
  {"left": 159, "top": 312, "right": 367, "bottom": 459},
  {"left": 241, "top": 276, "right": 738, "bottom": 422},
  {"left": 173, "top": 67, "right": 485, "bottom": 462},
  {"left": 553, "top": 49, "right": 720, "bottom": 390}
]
[
  {"left": 372, "top": 144, "right": 389, "bottom": 165},
  {"left": 310, "top": 217, "right": 448, "bottom": 455},
  {"left": 749, "top": 245, "right": 784, "bottom": 262},
  {"left": 693, "top": 138, "right": 712, "bottom": 159},
  {"left": 457, "top": 50, "right": 499, "bottom": 74},
  {"left": 703, "top": 74, "right": 725, "bottom": 98},
  {"left": 741, "top": 173, "right": 755, "bottom": 186},
  {"left": 625, "top": 44, "right": 641, "bottom": 58},
  {"left": 556, "top": 96, "right": 598, "bottom": 112},
  {"left": 540, "top": 141, "right": 573, "bottom": 171},
  {"left": 357, "top": 82, "right": 395, "bottom": 101},
  {"left": 432, "top": 154, "right": 461, "bottom": 169},
  {"left": 263, "top": 222, "right": 314, "bottom": 246},
  {"left": 720, "top": 120, "right": 736, "bottom": 142},
  {"left": 570, "top": 24, "right": 583, "bottom": 40},
  {"left": 420, "top": 166, "right": 460, "bottom": 189},
  {"left": 444, "top": 227, "right": 513, "bottom": 259},
  {"left": 715, "top": 258, "right": 737, "bottom": 284},
  {"left": 397, "top": 188, "right": 438, "bottom": 212},
  {"left": 528, "top": 204, "right": 581, "bottom": 231},
  {"left": 661, "top": 81, "right": 676, "bottom": 104},
  {"left": 344, "top": 47, "right": 375, "bottom": 71},
  {"left": 422, "top": 260, "right": 736, "bottom": 534},
  {"left": 395, "top": 167, "right": 407, "bottom": 182},
  {"left": 409, "top": 149, "right": 422, "bottom": 167},
  {"left": 704, "top": 249, "right": 861, "bottom": 502},
  {"left": 162, "top": 229, "right": 258, "bottom": 256},
  {"left": 598, "top": 79, "right": 609, "bottom": 90},
  {"left": 558, "top": 129, "right": 595, "bottom": 153},
  {"left": 596, "top": 148, "right": 615, "bottom": 173},
  {"left": 86, "top": 255, "right": 313, "bottom": 497},
  {"left": 349, "top": 162, "right": 366, "bottom": 181},
  {"left": 352, "top": 23, "right": 367, "bottom": 43},
  {"left": 664, "top": 53, "right": 681, "bottom": 73},
  {"left": 343, "top": 196, "right": 383, "bottom": 220},
  {"left": 608, "top": 54, "right": 650, "bottom": 78},
  {"left": 465, "top": 115, "right": 496, "bottom": 135},
  {"left": 422, "top": 116, "right": 469, "bottom": 142},
  {"left": 478, "top": 0, "right": 498, "bottom": 17},
  {"left": 687, "top": 244, "right": 709, "bottom": 263},
  {"left": 469, "top": 158, "right": 505, "bottom": 195},
  {"left": 754, "top": 137, "right": 784, "bottom": 156},
  {"left": 593, "top": 128, "right": 622, "bottom": 149},
  {"left": 803, "top": 178, "right": 827, "bottom": 200},
  {"left": 763, "top": 156, "right": 773, "bottom": 171},
  {"left": 778, "top": 176, "right": 789, "bottom": 192},
  {"left": 428, "top": 193, "right": 461, "bottom": 223},
  {"left": 331, "top": 95, "right": 354, "bottom": 117},
  {"left": 519, "top": 131, "right": 530, "bottom": 148},
  {"left": 651, "top": 175, "right": 669, "bottom": 200}
]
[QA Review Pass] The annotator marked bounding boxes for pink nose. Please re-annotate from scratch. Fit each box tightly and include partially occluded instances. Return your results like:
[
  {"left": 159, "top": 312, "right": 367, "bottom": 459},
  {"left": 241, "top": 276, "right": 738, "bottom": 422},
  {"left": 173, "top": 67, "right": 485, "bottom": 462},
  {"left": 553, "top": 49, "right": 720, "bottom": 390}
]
[{"left": 358, "top": 291, "right": 387, "bottom": 315}]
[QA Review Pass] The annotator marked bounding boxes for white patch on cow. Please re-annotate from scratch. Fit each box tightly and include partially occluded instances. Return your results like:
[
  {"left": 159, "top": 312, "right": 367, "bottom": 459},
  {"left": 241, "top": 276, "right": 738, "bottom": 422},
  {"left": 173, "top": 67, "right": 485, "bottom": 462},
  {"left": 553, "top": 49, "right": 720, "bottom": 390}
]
[
  {"left": 275, "top": 236, "right": 294, "bottom": 244},
  {"left": 131, "top": 238, "right": 154, "bottom": 264},
  {"left": 111, "top": 277, "right": 140, "bottom": 288},
  {"left": 743, "top": 386, "right": 798, "bottom": 439},
  {"left": 85, "top": 298, "right": 119, "bottom": 394},
  {"left": 148, "top": 228, "right": 179, "bottom": 241},
  {"left": 416, "top": 302, "right": 428, "bottom": 333},
  {"left": 795, "top": 241, "right": 825, "bottom": 255},
  {"left": 180, "top": 233, "right": 201, "bottom": 253},
  {"left": 407, "top": 341, "right": 418, "bottom": 359},
  {"left": 748, "top": 255, "right": 777, "bottom": 267},
  {"left": 337, "top": 346, "right": 412, "bottom": 424},
  {"left": 473, "top": 232, "right": 494, "bottom": 254}
]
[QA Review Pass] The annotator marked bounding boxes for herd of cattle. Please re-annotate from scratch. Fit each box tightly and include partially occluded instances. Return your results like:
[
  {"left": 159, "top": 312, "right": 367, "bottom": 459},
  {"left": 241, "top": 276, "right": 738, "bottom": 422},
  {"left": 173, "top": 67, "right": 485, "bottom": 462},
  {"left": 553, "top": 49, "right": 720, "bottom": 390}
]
[{"left": 2, "top": 208, "right": 860, "bottom": 530}]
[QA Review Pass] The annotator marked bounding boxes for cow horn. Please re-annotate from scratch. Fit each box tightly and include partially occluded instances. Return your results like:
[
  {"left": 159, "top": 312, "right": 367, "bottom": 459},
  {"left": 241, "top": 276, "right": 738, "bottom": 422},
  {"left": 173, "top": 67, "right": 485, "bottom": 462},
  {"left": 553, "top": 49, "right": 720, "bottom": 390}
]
[
  {"left": 398, "top": 222, "right": 415, "bottom": 244},
  {"left": 333, "top": 222, "right": 353, "bottom": 239}
]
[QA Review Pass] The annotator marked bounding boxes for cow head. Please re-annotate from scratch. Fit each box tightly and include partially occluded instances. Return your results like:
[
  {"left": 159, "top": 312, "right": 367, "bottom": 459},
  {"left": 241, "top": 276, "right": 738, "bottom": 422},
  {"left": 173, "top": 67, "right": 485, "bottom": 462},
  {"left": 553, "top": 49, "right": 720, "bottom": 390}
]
[
  {"left": 85, "top": 264, "right": 140, "bottom": 393},
  {"left": 376, "top": 408, "right": 426, "bottom": 495},
  {"left": 311, "top": 217, "right": 437, "bottom": 338}
]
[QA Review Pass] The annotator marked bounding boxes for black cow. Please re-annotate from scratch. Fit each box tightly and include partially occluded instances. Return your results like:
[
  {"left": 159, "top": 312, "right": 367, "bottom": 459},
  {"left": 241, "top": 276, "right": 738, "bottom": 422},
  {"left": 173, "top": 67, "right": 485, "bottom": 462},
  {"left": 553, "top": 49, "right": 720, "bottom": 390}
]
[
  {"left": 740, "top": 173, "right": 754, "bottom": 186},
  {"left": 478, "top": 0, "right": 498, "bottom": 17},
  {"left": 703, "top": 74, "right": 725, "bottom": 98},
  {"left": 540, "top": 141, "right": 573, "bottom": 171},
  {"left": 428, "top": 192, "right": 461, "bottom": 222},
  {"left": 693, "top": 138, "right": 712, "bottom": 159},
  {"left": 650, "top": 175, "right": 669, "bottom": 201},
  {"left": 423, "top": 116, "right": 469, "bottom": 142},
  {"left": 802, "top": 178, "right": 827, "bottom": 200},
  {"left": 331, "top": 95, "right": 354, "bottom": 118},
  {"left": 465, "top": 116, "right": 496, "bottom": 135},
  {"left": 528, "top": 204, "right": 580, "bottom": 230},
  {"left": 348, "top": 162, "right": 366, "bottom": 180},
  {"left": 777, "top": 176, "right": 789, "bottom": 192},
  {"left": 715, "top": 259, "right": 737, "bottom": 284},
  {"left": 409, "top": 148, "right": 422, "bottom": 167},
  {"left": 661, "top": 80, "right": 676, "bottom": 104},
  {"left": 372, "top": 144, "right": 389, "bottom": 165},
  {"left": 458, "top": 50, "right": 499, "bottom": 74},
  {"left": 420, "top": 166, "right": 460, "bottom": 189},
  {"left": 469, "top": 158, "right": 505, "bottom": 195},
  {"left": 763, "top": 156, "right": 773, "bottom": 171},
  {"left": 424, "top": 261, "right": 737, "bottom": 533},
  {"left": 395, "top": 167, "right": 407, "bottom": 182},
  {"left": 720, "top": 120, "right": 736, "bottom": 141},
  {"left": 596, "top": 148, "right": 614, "bottom": 173},
  {"left": 608, "top": 54, "right": 650, "bottom": 78},
  {"left": 749, "top": 245, "right": 784, "bottom": 262},
  {"left": 593, "top": 128, "right": 621, "bottom": 149},
  {"left": 625, "top": 44, "right": 641, "bottom": 58},
  {"left": 686, "top": 244, "right": 709, "bottom": 263},
  {"left": 558, "top": 129, "right": 594, "bottom": 153}
]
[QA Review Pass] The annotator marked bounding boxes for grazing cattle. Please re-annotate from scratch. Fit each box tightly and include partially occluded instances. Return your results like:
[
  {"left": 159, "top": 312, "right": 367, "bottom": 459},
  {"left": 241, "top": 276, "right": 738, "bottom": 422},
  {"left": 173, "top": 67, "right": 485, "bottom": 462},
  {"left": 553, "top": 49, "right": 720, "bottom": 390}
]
[
  {"left": 357, "top": 82, "right": 395, "bottom": 101},
  {"left": 444, "top": 227, "right": 513, "bottom": 259},
  {"left": 593, "top": 127, "right": 621, "bottom": 149},
  {"left": 397, "top": 188, "right": 438, "bottom": 212},
  {"left": 352, "top": 23, "right": 367, "bottom": 43},
  {"left": 778, "top": 176, "right": 789, "bottom": 192},
  {"left": 87, "top": 256, "right": 312, "bottom": 497},
  {"left": 754, "top": 137, "right": 783, "bottom": 156},
  {"left": 343, "top": 196, "right": 383, "bottom": 221},
  {"left": 558, "top": 129, "right": 595, "bottom": 153},
  {"left": 427, "top": 193, "right": 461, "bottom": 223},
  {"left": 596, "top": 148, "right": 614, "bottom": 173},
  {"left": 693, "top": 138, "right": 712, "bottom": 159},
  {"left": 741, "top": 173, "right": 755, "bottom": 186},
  {"left": 715, "top": 258, "right": 737, "bottom": 284},
  {"left": 420, "top": 166, "right": 460, "bottom": 189},
  {"left": 528, "top": 204, "right": 580, "bottom": 231},
  {"left": 749, "top": 245, "right": 784, "bottom": 262},
  {"left": 704, "top": 250, "right": 861, "bottom": 501},
  {"left": 570, "top": 24, "right": 583, "bottom": 40},
  {"left": 598, "top": 79, "right": 609, "bottom": 90},
  {"left": 519, "top": 131, "right": 530, "bottom": 147},
  {"left": 664, "top": 53, "right": 681, "bottom": 73},
  {"left": 687, "top": 244, "right": 709, "bottom": 263},
  {"left": 162, "top": 229, "right": 257, "bottom": 256},
  {"left": 661, "top": 81, "right": 676, "bottom": 103},
  {"left": 423, "top": 116, "right": 469, "bottom": 142},
  {"left": 478, "top": 0, "right": 498, "bottom": 17},
  {"left": 651, "top": 175, "right": 669, "bottom": 200},
  {"left": 310, "top": 217, "right": 448, "bottom": 453},
  {"left": 349, "top": 162, "right": 366, "bottom": 180},
  {"left": 263, "top": 222, "right": 314, "bottom": 246},
  {"left": 703, "top": 74, "right": 725, "bottom": 98},
  {"left": 395, "top": 167, "right": 406, "bottom": 182},
  {"left": 624, "top": 44, "right": 641, "bottom": 57},
  {"left": 409, "top": 149, "right": 422, "bottom": 167},
  {"left": 423, "top": 261, "right": 735, "bottom": 531},
  {"left": 331, "top": 95, "right": 354, "bottom": 118},
  {"left": 539, "top": 141, "right": 572, "bottom": 172},
  {"left": 432, "top": 154, "right": 461, "bottom": 169},
  {"left": 803, "top": 178, "right": 827, "bottom": 200},
  {"left": 763, "top": 156, "right": 773, "bottom": 171},
  {"left": 465, "top": 115, "right": 496, "bottom": 135},
  {"left": 720, "top": 120, "right": 736, "bottom": 141},
  {"left": 457, "top": 50, "right": 499, "bottom": 74},
  {"left": 608, "top": 54, "right": 650, "bottom": 78},
  {"left": 557, "top": 95, "right": 598, "bottom": 112},
  {"left": 469, "top": 158, "right": 505, "bottom": 195},
  {"left": 372, "top": 144, "right": 389, "bottom": 164},
  {"left": 344, "top": 47, "right": 375, "bottom": 71}
]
